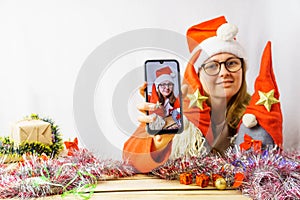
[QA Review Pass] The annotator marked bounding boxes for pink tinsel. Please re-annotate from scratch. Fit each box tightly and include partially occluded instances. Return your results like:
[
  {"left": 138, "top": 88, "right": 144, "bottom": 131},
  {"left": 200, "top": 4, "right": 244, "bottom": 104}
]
[
  {"left": 0, "top": 149, "right": 136, "bottom": 199},
  {"left": 152, "top": 148, "right": 300, "bottom": 199}
]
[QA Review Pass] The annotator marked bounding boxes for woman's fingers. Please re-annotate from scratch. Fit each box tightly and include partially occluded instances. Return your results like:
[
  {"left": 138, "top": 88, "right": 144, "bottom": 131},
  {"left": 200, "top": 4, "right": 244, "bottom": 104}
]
[
  {"left": 137, "top": 102, "right": 159, "bottom": 112},
  {"left": 139, "top": 82, "right": 147, "bottom": 97},
  {"left": 137, "top": 113, "right": 156, "bottom": 123},
  {"left": 181, "top": 84, "right": 188, "bottom": 99}
]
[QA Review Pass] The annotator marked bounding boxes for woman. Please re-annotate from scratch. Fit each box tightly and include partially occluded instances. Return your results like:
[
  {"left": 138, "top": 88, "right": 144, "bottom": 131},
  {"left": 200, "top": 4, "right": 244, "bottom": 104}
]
[
  {"left": 123, "top": 16, "right": 251, "bottom": 173},
  {"left": 147, "top": 66, "right": 181, "bottom": 130}
]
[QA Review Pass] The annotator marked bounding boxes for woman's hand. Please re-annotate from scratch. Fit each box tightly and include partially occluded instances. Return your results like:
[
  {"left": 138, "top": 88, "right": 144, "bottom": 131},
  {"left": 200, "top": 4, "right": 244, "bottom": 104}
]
[
  {"left": 136, "top": 82, "right": 188, "bottom": 151},
  {"left": 136, "top": 83, "right": 174, "bottom": 151}
]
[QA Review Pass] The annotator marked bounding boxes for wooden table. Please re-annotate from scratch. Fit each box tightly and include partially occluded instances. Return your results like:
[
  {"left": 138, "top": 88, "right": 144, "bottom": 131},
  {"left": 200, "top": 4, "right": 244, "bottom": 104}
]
[{"left": 39, "top": 174, "right": 251, "bottom": 199}]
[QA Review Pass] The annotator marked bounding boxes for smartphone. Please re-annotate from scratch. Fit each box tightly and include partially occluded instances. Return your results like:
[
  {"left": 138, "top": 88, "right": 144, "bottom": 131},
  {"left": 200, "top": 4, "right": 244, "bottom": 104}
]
[{"left": 144, "top": 59, "right": 183, "bottom": 135}]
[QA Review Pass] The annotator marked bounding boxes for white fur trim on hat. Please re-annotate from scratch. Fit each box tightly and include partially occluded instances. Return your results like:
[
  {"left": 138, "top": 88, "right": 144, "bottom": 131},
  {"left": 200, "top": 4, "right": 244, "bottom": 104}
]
[
  {"left": 154, "top": 74, "right": 175, "bottom": 89},
  {"left": 191, "top": 23, "right": 246, "bottom": 72}
]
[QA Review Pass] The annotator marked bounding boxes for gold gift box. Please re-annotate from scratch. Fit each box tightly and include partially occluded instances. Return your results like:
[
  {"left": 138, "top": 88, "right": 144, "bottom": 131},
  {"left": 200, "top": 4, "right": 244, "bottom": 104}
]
[{"left": 11, "top": 119, "right": 52, "bottom": 145}]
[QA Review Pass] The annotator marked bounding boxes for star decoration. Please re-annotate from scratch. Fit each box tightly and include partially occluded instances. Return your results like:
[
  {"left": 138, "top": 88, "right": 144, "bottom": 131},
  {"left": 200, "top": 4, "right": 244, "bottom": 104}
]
[
  {"left": 155, "top": 101, "right": 162, "bottom": 109},
  {"left": 187, "top": 89, "right": 208, "bottom": 110},
  {"left": 255, "top": 89, "right": 279, "bottom": 112}
]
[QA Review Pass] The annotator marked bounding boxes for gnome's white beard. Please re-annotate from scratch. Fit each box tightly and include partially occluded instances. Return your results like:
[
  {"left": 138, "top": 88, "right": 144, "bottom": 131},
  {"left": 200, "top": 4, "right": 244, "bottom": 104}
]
[{"left": 169, "top": 116, "right": 208, "bottom": 159}]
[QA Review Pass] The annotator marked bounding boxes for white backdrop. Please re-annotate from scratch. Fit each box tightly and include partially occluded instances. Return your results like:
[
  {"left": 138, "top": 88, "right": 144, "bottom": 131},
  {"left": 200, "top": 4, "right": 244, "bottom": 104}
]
[{"left": 0, "top": 0, "right": 299, "bottom": 160}]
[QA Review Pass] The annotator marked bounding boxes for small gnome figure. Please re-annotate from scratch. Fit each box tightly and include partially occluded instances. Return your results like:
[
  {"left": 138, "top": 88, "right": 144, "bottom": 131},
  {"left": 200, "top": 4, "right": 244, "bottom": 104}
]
[{"left": 235, "top": 41, "right": 283, "bottom": 152}]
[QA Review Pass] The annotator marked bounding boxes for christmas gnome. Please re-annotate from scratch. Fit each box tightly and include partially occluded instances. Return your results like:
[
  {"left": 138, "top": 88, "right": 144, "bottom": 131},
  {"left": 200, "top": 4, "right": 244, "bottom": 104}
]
[{"left": 235, "top": 41, "right": 283, "bottom": 152}]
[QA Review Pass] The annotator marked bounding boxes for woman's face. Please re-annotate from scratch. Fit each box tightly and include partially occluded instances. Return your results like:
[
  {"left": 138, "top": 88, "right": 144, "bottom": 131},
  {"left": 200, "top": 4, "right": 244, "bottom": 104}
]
[
  {"left": 199, "top": 53, "right": 243, "bottom": 101},
  {"left": 158, "top": 81, "right": 174, "bottom": 97}
]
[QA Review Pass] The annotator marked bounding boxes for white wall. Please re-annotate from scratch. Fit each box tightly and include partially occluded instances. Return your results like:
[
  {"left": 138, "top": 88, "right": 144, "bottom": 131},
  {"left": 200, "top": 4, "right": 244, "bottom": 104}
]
[{"left": 0, "top": 0, "right": 299, "bottom": 159}]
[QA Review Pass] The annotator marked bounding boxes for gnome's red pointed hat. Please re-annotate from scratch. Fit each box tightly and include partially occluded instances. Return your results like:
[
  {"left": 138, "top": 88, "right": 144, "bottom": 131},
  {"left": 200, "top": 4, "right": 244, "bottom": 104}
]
[
  {"left": 182, "top": 50, "right": 214, "bottom": 144},
  {"left": 242, "top": 41, "right": 283, "bottom": 147}
]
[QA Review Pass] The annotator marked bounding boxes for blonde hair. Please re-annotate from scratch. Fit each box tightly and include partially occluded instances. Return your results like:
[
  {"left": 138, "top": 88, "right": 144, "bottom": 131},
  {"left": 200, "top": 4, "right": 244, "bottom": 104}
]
[{"left": 226, "top": 62, "right": 251, "bottom": 133}]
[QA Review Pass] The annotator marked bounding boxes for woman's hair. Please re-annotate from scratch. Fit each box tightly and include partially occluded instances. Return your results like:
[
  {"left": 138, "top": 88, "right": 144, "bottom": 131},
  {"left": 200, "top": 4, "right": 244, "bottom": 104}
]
[
  {"left": 226, "top": 61, "right": 251, "bottom": 133},
  {"left": 157, "top": 90, "right": 177, "bottom": 106}
]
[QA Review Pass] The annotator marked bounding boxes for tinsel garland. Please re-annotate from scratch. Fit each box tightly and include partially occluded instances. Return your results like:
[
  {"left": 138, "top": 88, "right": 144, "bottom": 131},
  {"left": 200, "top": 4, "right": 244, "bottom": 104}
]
[
  {"left": 1, "top": 146, "right": 300, "bottom": 199},
  {"left": 0, "top": 114, "right": 64, "bottom": 159},
  {"left": 0, "top": 148, "right": 136, "bottom": 199},
  {"left": 151, "top": 147, "right": 300, "bottom": 199}
]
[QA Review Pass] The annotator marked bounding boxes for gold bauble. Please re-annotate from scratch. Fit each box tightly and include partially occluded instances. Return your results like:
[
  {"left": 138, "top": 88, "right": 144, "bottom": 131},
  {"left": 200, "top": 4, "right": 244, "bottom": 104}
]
[{"left": 215, "top": 177, "right": 227, "bottom": 190}]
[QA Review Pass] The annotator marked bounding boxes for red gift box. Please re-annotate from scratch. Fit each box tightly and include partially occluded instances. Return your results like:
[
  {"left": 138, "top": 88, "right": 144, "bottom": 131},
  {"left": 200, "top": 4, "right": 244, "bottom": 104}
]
[
  {"left": 179, "top": 172, "right": 193, "bottom": 185},
  {"left": 196, "top": 173, "right": 210, "bottom": 188}
]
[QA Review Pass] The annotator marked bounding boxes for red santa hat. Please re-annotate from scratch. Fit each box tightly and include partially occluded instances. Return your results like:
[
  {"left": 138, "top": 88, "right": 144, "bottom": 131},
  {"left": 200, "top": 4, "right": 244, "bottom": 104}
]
[
  {"left": 186, "top": 16, "right": 246, "bottom": 72},
  {"left": 154, "top": 66, "right": 175, "bottom": 90},
  {"left": 241, "top": 41, "right": 283, "bottom": 147}
]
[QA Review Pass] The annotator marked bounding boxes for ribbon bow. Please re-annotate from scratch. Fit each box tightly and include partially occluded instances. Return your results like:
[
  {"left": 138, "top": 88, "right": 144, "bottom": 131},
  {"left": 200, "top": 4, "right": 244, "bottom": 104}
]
[
  {"left": 239, "top": 134, "right": 262, "bottom": 152},
  {"left": 64, "top": 137, "right": 79, "bottom": 156}
]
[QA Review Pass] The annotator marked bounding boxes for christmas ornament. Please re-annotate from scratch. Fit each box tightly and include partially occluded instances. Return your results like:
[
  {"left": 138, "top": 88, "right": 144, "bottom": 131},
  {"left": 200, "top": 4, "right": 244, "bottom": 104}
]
[
  {"left": 214, "top": 177, "right": 227, "bottom": 190},
  {"left": 187, "top": 89, "right": 208, "bottom": 110},
  {"left": 256, "top": 89, "right": 279, "bottom": 112}
]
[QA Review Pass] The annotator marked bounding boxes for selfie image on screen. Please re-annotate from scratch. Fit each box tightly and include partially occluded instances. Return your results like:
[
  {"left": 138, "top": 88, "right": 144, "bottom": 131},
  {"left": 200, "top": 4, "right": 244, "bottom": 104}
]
[{"left": 145, "top": 60, "right": 183, "bottom": 135}]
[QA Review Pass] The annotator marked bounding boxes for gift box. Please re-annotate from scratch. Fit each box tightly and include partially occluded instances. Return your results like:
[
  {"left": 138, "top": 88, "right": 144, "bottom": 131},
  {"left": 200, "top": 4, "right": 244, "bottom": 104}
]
[
  {"left": 11, "top": 119, "right": 52, "bottom": 145},
  {"left": 179, "top": 172, "right": 193, "bottom": 185},
  {"left": 196, "top": 173, "right": 210, "bottom": 188}
]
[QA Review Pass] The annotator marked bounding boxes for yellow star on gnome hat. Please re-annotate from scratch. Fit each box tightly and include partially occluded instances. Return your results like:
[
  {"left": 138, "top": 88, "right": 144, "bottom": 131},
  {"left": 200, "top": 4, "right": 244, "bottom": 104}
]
[
  {"left": 238, "top": 41, "right": 283, "bottom": 148},
  {"left": 187, "top": 88, "right": 208, "bottom": 110}
]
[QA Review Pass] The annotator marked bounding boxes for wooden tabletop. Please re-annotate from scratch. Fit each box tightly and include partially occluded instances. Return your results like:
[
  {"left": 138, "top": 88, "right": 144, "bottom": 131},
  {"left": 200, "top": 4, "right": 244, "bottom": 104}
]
[{"left": 36, "top": 174, "right": 251, "bottom": 200}]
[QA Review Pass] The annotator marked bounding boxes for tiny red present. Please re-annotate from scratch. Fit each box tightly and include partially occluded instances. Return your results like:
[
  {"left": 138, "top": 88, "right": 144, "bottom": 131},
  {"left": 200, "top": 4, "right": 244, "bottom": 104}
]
[
  {"left": 212, "top": 174, "right": 222, "bottom": 187},
  {"left": 179, "top": 172, "right": 193, "bottom": 185},
  {"left": 196, "top": 173, "right": 210, "bottom": 188}
]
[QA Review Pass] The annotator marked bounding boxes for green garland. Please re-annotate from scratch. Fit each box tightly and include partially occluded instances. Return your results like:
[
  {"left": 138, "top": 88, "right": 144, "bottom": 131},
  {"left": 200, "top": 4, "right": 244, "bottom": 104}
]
[{"left": 0, "top": 114, "right": 64, "bottom": 159}]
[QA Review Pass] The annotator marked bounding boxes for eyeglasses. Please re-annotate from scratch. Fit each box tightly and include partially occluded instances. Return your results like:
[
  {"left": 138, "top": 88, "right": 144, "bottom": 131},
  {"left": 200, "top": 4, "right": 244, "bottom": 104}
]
[
  {"left": 201, "top": 57, "right": 243, "bottom": 76},
  {"left": 159, "top": 83, "right": 174, "bottom": 88}
]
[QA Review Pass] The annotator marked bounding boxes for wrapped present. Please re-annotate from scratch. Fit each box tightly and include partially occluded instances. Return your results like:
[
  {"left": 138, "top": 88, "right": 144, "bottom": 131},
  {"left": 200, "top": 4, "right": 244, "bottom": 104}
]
[
  {"left": 196, "top": 173, "right": 210, "bottom": 188},
  {"left": 11, "top": 119, "right": 52, "bottom": 145},
  {"left": 179, "top": 172, "right": 193, "bottom": 185}
]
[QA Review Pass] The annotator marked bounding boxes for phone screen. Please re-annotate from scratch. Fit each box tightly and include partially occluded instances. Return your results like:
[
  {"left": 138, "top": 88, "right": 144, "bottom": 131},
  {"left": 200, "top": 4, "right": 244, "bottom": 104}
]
[{"left": 144, "top": 59, "right": 183, "bottom": 135}]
